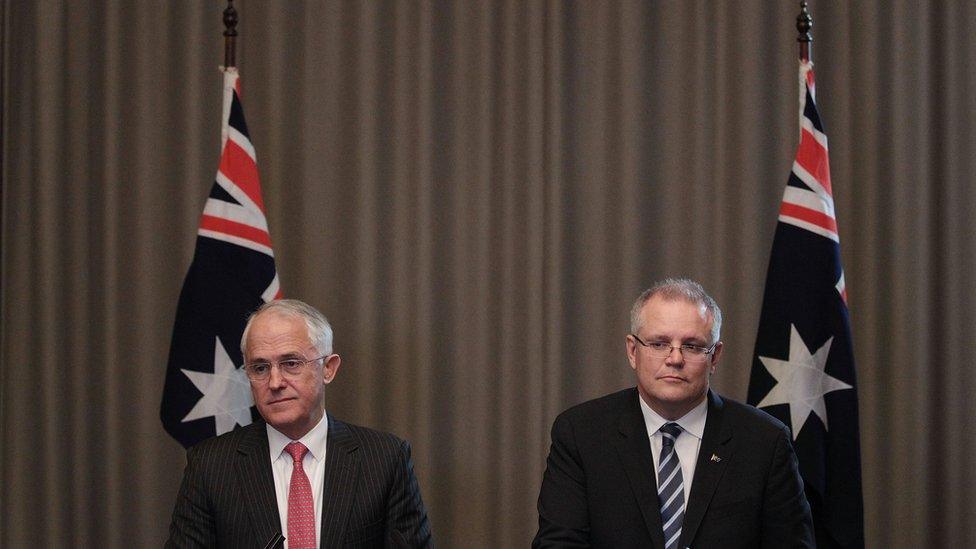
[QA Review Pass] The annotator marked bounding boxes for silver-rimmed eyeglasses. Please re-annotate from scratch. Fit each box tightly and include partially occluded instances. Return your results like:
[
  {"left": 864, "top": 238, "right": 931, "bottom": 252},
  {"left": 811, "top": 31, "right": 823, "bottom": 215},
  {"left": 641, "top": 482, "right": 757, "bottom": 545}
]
[
  {"left": 243, "top": 355, "right": 328, "bottom": 381},
  {"left": 630, "top": 334, "right": 716, "bottom": 362}
]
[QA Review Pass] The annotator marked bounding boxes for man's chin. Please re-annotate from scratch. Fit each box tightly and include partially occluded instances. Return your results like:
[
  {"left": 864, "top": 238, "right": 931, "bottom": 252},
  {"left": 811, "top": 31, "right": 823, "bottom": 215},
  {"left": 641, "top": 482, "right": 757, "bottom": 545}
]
[
  {"left": 648, "top": 388, "right": 706, "bottom": 406},
  {"left": 259, "top": 408, "right": 299, "bottom": 428}
]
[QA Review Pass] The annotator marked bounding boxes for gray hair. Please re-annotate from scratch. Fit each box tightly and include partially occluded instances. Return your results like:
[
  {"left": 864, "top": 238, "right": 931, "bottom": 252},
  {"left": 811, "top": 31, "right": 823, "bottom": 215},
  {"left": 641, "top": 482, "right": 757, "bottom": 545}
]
[
  {"left": 240, "top": 299, "right": 334, "bottom": 357},
  {"left": 630, "top": 278, "right": 722, "bottom": 345}
]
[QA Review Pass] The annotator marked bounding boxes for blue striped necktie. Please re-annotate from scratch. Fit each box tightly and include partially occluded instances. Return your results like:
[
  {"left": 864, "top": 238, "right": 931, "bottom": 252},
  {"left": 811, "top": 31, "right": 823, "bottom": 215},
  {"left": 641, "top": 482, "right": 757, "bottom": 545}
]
[{"left": 658, "top": 422, "right": 684, "bottom": 549}]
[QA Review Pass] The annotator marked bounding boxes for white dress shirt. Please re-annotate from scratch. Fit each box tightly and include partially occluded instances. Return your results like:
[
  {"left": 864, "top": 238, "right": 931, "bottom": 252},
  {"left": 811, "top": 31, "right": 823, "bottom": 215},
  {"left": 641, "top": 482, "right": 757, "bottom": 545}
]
[
  {"left": 267, "top": 412, "right": 329, "bottom": 549},
  {"left": 638, "top": 394, "right": 709, "bottom": 512}
]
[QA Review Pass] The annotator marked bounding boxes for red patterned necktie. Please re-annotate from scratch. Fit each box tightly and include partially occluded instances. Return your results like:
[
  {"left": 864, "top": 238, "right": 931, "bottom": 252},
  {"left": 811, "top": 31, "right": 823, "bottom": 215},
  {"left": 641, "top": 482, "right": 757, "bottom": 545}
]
[{"left": 285, "top": 442, "right": 316, "bottom": 549}]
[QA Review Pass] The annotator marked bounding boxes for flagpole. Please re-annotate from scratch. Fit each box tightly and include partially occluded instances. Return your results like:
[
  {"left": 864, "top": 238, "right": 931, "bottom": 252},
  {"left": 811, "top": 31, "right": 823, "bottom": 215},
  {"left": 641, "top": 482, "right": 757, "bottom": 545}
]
[
  {"left": 796, "top": 2, "right": 813, "bottom": 137},
  {"left": 163, "top": 0, "right": 281, "bottom": 448},
  {"left": 219, "top": 1, "right": 239, "bottom": 158},
  {"left": 797, "top": 1, "right": 813, "bottom": 63},
  {"left": 223, "top": 0, "right": 238, "bottom": 68}
]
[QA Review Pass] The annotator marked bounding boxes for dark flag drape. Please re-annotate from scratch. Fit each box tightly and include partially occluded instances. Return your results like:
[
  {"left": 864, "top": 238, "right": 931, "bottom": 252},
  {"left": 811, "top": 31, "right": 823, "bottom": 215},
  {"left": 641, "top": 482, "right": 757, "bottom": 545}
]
[
  {"left": 161, "top": 68, "right": 281, "bottom": 448},
  {"left": 747, "top": 62, "right": 864, "bottom": 548}
]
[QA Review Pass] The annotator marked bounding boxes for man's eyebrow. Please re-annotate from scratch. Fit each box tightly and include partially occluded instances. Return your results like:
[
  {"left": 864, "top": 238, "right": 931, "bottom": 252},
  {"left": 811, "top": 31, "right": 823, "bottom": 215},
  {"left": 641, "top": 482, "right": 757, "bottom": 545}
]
[
  {"left": 645, "top": 333, "right": 706, "bottom": 343},
  {"left": 647, "top": 335, "right": 709, "bottom": 346},
  {"left": 247, "top": 351, "right": 307, "bottom": 362}
]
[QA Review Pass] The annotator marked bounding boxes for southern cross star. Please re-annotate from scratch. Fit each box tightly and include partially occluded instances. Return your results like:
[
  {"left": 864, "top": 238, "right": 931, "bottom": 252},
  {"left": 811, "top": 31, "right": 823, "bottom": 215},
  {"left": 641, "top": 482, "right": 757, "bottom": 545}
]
[
  {"left": 757, "top": 324, "right": 852, "bottom": 440},
  {"left": 181, "top": 336, "right": 254, "bottom": 434}
]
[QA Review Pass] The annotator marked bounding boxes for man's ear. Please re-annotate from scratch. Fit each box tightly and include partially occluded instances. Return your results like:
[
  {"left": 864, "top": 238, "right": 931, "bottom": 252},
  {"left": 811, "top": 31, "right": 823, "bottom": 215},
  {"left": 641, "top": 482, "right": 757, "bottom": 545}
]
[
  {"left": 626, "top": 335, "right": 639, "bottom": 371},
  {"left": 323, "top": 354, "right": 341, "bottom": 384},
  {"left": 709, "top": 341, "right": 724, "bottom": 374}
]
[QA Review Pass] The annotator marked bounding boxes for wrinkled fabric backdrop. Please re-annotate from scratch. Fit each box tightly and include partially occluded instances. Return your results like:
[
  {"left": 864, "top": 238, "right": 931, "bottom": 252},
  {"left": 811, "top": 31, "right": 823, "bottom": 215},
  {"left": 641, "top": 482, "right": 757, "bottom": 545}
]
[{"left": 2, "top": 1, "right": 974, "bottom": 547}]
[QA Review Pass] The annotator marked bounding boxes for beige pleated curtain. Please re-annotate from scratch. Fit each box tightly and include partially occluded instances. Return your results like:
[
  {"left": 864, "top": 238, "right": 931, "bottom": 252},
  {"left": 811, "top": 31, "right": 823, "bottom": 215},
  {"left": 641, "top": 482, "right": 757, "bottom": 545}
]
[{"left": 2, "top": 1, "right": 975, "bottom": 547}]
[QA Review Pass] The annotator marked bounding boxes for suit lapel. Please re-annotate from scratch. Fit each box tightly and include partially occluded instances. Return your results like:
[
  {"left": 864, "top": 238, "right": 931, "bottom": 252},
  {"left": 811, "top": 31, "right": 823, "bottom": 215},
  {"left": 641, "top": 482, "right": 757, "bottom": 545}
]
[
  {"left": 235, "top": 422, "right": 283, "bottom": 546},
  {"left": 679, "top": 391, "right": 733, "bottom": 548},
  {"left": 611, "top": 388, "right": 667, "bottom": 549},
  {"left": 319, "top": 415, "right": 361, "bottom": 547}
]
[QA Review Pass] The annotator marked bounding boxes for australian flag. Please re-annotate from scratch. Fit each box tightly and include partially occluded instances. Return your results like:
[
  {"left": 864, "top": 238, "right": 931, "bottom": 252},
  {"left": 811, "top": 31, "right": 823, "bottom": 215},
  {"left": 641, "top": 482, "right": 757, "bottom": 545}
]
[
  {"left": 161, "top": 68, "right": 281, "bottom": 448},
  {"left": 747, "top": 62, "right": 864, "bottom": 548}
]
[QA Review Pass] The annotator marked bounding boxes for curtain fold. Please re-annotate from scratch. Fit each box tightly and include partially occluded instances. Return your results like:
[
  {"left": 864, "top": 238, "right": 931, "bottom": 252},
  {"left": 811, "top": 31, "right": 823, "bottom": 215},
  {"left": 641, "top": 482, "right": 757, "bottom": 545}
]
[{"left": 2, "top": 1, "right": 975, "bottom": 547}]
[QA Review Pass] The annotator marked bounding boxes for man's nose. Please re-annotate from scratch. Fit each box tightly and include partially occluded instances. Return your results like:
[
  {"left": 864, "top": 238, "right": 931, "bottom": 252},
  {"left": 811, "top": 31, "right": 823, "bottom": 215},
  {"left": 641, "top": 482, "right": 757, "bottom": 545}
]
[
  {"left": 665, "top": 346, "right": 685, "bottom": 366},
  {"left": 268, "top": 365, "right": 286, "bottom": 389}
]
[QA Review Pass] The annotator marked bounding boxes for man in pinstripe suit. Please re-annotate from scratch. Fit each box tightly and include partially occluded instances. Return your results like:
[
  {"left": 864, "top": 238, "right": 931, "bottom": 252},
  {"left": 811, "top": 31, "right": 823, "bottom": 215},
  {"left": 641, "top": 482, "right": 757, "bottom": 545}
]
[{"left": 167, "top": 300, "right": 432, "bottom": 548}]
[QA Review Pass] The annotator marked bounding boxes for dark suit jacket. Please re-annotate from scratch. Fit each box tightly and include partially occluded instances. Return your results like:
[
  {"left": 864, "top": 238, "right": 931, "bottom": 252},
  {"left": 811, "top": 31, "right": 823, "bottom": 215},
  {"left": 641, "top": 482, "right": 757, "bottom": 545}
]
[
  {"left": 167, "top": 415, "right": 432, "bottom": 548},
  {"left": 533, "top": 388, "right": 814, "bottom": 548}
]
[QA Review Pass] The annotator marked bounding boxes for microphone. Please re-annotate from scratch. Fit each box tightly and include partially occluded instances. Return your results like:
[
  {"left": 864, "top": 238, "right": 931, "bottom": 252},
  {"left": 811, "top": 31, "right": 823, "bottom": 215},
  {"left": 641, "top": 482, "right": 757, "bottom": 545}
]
[{"left": 263, "top": 532, "right": 285, "bottom": 549}]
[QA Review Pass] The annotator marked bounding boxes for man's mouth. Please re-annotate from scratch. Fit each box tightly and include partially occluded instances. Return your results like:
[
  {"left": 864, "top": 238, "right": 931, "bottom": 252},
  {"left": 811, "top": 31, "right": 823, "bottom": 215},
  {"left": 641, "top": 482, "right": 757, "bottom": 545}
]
[
  {"left": 267, "top": 397, "right": 294, "bottom": 405},
  {"left": 658, "top": 375, "right": 685, "bottom": 382}
]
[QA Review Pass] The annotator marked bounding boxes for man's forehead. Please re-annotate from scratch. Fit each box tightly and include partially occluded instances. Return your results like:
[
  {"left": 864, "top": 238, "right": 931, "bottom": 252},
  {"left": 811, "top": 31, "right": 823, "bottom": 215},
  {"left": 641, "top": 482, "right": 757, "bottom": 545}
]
[
  {"left": 644, "top": 295, "right": 709, "bottom": 317},
  {"left": 641, "top": 296, "right": 712, "bottom": 333},
  {"left": 246, "top": 312, "right": 312, "bottom": 347},
  {"left": 253, "top": 310, "right": 306, "bottom": 330}
]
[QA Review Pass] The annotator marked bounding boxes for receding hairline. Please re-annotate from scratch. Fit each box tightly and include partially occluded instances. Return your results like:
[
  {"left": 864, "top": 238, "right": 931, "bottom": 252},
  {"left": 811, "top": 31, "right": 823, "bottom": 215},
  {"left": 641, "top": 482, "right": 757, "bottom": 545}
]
[
  {"left": 240, "top": 299, "right": 334, "bottom": 357},
  {"left": 630, "top": 278, "right": 723, "bottom": 344}
]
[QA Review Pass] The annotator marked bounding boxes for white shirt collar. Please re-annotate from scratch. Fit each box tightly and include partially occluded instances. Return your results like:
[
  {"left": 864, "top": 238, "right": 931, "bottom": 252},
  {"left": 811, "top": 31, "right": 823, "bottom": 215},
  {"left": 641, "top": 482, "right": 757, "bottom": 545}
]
[
  {"left": 266, "top": 410, "right": 330, "bottom": 463},
  {"left": 638, "top": 392, "right": 709, "bottom": 441}
]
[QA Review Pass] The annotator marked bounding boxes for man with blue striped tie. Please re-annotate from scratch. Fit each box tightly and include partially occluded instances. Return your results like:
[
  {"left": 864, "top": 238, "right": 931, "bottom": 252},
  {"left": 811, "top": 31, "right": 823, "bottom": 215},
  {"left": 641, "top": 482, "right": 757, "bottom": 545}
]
[{"left": 533, "top": 278, "right": 814, "bottom": 548}]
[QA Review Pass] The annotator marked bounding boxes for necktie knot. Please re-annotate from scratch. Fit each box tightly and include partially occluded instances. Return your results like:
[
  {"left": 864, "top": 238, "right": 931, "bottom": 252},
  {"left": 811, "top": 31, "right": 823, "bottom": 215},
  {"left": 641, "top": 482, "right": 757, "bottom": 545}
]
[
  {"left": 660, "top": 422, "right": 682, "bottom": 446},
  {"left": 286, "top": 441, "right": 309, "bottom": 464}
]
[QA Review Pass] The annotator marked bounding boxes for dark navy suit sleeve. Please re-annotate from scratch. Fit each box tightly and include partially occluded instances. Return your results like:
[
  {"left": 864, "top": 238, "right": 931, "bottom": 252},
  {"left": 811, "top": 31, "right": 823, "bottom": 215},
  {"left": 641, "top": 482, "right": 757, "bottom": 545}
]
[
  {"left": 760, "top": 426, "right": 815, "bottom": 548},
  {"left": 533, "top": 412, "right": 591, "bottom": 548}
]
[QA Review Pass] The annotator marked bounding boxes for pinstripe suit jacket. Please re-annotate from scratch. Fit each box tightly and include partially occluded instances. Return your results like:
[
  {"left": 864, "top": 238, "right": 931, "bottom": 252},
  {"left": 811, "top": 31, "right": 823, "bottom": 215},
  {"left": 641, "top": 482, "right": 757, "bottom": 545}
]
[{"left": 166, "top": 415, "right": 432, "bottom": 548}]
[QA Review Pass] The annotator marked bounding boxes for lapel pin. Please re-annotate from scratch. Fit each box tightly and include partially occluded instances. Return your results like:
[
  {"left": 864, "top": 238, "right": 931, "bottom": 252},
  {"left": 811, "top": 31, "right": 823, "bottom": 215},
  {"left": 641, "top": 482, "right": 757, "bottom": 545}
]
[{"left": 710, "top": 454, "right": 721, "bottom": 463}]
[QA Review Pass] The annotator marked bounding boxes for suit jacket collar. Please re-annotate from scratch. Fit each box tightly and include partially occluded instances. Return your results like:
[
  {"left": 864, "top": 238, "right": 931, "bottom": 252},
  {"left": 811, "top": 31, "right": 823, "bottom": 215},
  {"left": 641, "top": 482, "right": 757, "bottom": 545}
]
[
  {"left": 612, "top": 387, "right": 667, "bottom": 549},
  {"left": 235, "top": 421, "right": 284, "bottom": 547},
  {"left": 679, "top": 390, "right": 733, "bottom": 548},
  {"left": 613, "top": 389, "right": 733, "bottom": 549},
  {"left": 234, "top": 415, "right": 363, "bottom": 548},
  {"left": 319, "top": 414, "right": 362, "bottom": 547}
]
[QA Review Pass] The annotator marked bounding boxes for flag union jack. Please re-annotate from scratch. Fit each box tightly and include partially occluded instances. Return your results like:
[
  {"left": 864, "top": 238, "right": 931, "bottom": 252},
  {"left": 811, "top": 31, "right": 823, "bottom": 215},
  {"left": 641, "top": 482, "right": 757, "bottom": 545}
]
[
  {"left": 778, "top": 67, "right": 840, "bottom": 246},
  {"left": 748, "top": 62, "right": 864, "bottom": 548},
  {"left": 161, "top": 68, "right": 281, "bottom": 449}
]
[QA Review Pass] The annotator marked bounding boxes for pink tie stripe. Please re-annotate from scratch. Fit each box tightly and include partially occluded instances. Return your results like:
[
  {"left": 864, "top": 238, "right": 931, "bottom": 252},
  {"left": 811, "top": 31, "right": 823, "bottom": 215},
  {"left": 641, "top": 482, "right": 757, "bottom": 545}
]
[{"left": 285, "top": 442, "right": 316, "bottom": 549}]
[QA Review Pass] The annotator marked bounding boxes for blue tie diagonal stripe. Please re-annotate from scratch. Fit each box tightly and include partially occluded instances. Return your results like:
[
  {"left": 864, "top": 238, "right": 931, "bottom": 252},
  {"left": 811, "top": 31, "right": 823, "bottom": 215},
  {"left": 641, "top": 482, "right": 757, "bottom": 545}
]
[{"left": 658, "top": 423, "right": 684, "bottom": 549}]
